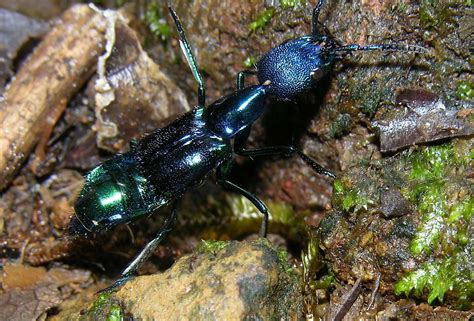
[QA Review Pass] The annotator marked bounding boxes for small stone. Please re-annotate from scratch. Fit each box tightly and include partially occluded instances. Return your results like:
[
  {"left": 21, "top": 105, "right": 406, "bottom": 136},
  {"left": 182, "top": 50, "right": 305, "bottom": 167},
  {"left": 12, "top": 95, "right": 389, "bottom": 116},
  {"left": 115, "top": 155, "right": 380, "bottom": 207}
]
[
  {"left": 380, "top": 187, "right": 413, "bottom": 218},
  {"left": 110, "top": 240, "right": 302, "bottom": 320}
]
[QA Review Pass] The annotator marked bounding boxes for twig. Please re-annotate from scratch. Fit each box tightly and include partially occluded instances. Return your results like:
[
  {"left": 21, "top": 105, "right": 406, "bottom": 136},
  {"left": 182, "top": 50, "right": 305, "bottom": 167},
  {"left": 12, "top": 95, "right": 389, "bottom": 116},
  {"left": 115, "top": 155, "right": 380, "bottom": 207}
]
[{"left": 333, "top": 277, "right": 363, "bottom": 321}]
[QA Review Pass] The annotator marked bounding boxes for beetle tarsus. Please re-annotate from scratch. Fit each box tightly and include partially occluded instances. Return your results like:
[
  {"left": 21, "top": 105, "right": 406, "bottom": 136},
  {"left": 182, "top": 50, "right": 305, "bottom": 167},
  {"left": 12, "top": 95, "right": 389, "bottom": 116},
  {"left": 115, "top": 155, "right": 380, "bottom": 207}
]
[
  {"left": 97, "top": 276, "right": 134, "bottom": 294},
  {"left": 97, "top": 202, "right": 179, "bottom": 293}
]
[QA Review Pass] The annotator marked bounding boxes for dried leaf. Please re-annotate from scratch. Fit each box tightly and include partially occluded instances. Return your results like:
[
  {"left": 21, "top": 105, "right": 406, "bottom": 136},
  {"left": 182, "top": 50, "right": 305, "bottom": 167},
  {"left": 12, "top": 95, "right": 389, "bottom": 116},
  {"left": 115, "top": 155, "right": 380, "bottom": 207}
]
[{"left": 373, "top": 89, "right": 474, "bottom": 152}]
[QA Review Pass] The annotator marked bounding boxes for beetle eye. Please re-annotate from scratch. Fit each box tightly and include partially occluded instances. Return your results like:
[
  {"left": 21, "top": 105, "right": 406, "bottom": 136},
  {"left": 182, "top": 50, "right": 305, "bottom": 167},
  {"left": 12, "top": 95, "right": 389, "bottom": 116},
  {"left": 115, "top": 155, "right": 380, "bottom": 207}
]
[{"left": 310, "top": 68, "right": 326, "bottom": 81}]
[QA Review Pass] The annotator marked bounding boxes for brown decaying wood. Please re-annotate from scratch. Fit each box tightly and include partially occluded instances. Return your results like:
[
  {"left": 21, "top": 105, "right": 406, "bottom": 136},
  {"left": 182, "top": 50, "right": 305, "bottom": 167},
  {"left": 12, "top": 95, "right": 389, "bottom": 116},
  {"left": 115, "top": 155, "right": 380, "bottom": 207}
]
[{"left": 0, "top": 4, "right": 107, "bottom": 190}]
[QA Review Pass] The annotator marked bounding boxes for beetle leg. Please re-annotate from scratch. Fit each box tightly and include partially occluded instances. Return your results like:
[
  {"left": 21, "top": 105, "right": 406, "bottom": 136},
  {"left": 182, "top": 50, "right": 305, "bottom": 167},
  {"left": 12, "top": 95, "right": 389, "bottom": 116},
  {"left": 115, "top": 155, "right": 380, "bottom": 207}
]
[
  {"left": 236, "top": 70, "right": 257, "bottom": 90},
  {"left": 234, "top": 127, "right": 251, "bottom": 151},
  {"left": 216, "top": 161, "right": 269, "bottom": 237},
  {"left": 121, "top": 201, "right": 178, "bottom": 277},
  {"left": 294, "top": 149, "right": 336, "bottom": 178},
  {"left": 235, "top": 145, "right": 336, "bottom": 179},
  {"left": 99, "top": 201, "right": 179, "bottom": 293}
]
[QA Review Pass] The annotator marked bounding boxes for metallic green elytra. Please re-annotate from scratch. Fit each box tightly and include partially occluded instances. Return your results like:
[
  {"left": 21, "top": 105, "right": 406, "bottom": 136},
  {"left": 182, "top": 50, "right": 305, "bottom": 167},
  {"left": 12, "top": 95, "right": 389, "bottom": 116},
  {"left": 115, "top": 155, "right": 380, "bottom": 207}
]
[{"left": 74, "top": 153, "right": 157, "bottom": 232}]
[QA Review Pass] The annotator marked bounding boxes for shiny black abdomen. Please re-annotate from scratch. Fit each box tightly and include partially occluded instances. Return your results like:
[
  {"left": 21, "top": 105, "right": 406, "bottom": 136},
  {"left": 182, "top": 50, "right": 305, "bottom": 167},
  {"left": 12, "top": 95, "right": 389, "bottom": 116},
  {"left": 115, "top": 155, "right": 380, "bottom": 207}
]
[
  {"left": 135, "top": 109, "right": 232, "bottom": 199},
  {"left": 73, "top": 108, "right": 232, "bottom": 233}
]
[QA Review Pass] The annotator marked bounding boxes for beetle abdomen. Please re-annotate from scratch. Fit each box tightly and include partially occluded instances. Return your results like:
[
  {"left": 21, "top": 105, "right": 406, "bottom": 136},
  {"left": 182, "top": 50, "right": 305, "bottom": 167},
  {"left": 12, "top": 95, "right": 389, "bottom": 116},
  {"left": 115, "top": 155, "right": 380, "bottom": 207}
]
[
  {"left": 137, "top": 132, "right": 232, "bottom": 198},
  {"left": 73, "top": 153, "right": 161, "bottom": 232}
]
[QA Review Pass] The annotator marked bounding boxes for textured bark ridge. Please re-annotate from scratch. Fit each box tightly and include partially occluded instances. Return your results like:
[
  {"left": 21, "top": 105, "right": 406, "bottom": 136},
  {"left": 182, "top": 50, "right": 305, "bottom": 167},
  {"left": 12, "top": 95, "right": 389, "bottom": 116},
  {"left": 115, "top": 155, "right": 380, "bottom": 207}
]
[{"left": 0, "top": 5, "right": 106, "bottom": 190}]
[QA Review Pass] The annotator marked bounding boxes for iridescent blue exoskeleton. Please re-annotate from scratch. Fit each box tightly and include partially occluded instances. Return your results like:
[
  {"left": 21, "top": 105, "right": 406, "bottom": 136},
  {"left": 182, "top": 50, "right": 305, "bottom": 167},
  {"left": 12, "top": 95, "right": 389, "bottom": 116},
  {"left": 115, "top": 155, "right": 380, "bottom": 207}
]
[
  {"left": 70, "top": 7, "right": 335, "bottom": 291},
  {"left": 238, "top": 0, "right": 426, "bottom": 99}
]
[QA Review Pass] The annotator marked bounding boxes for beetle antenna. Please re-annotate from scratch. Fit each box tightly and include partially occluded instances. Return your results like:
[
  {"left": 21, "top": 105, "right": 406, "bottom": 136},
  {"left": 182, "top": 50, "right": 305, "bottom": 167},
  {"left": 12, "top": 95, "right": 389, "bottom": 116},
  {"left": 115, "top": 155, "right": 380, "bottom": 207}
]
[
  {"left": 312, "top": 0, "right": 325, "bottom": 37},
  {"left": 168, "top": 7, "right": 206, "bottom": 107},
  {"left": 332, "top": 43, "right": 427, "bottom": 55}
]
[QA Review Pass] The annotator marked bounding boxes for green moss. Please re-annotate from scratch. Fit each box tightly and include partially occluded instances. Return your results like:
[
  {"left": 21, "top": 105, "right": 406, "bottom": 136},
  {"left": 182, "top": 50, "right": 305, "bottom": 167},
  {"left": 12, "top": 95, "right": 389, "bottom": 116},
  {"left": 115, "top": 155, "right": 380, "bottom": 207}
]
[
  {"left": 145, "top": 3, "right": 171, "bottom": 41},
  {"left": 82, "top": 292, "right": 125, "bottom": 320},
  {"left": 333, "top": 180, "right": 344, "bottom": 193},
  {"left": 408, "top": 182, "right": 446, "bottom": 255},
  {"left": 341, "top": 190, "right": 357, "bottom": 211},
  {"left": 448, "top": 199, "right": 472, "bottom": 223},
  {"left": 456, "top": 81, "right": 474, "bottom": 100},
  {"left": 326, "top": 141, "right": 472, "bottom": 307},
  {"left": 396, "top": 3, "right": 408, "bottom": 13},
  {"left": 350, "top": 78, "right": 389, "bottom": 117},
  {"left": 395, "top": 252, "right": 473, "bottom": 308},
  {"left": 249, "top": 8, "right": 275, "bottom": 32},
  {"left": 418, "top": 0, "right": 456, "bottom": 32},
  {"left": 277, "top": 248, "right": 293, "bottom": 274},
  {"left": 403, "top": 143, "right": 470, "bottom": 256},
  {"left": 89, "top": 293, "right": 112, "bottom": 314},
  {"left": 243, "top": 56, "right": 256, "bottom": 69},
  {"left": 419, "top": 1, "right": 437, "bottom": 29},
  {"left": 329, "top": 113, "right": 351, "bottom": 138},
  {"left": 313, "top": 272, "right": 335, "bottom": 290},
  {"left": 106, "top": 304, "right": 123, "bottom": 321},
  {"left": 280, "top": 0, "right": 305, "bottom": 10},
  {"left": 396, "top": 142, "right": 473, "bottom": 308},
  {"left": 333, "top": 178, "right": 372, "bottom": 213},
  {"left": 409, "top": 144, "right": 452, "bottom": 180},
  {"left": 196, "top": 240, "right": 229, "bottom": 254}
]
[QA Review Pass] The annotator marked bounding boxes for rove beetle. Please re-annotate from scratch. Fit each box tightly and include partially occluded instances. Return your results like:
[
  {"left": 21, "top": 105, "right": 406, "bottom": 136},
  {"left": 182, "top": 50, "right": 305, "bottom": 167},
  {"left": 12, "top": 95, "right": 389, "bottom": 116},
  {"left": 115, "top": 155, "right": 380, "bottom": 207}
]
[
  {"left": 70, "top": 7, "right": 335, "bottom": 291},
  {"left": 70, "top": 1, "right": 424, "bottom": 291}
]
